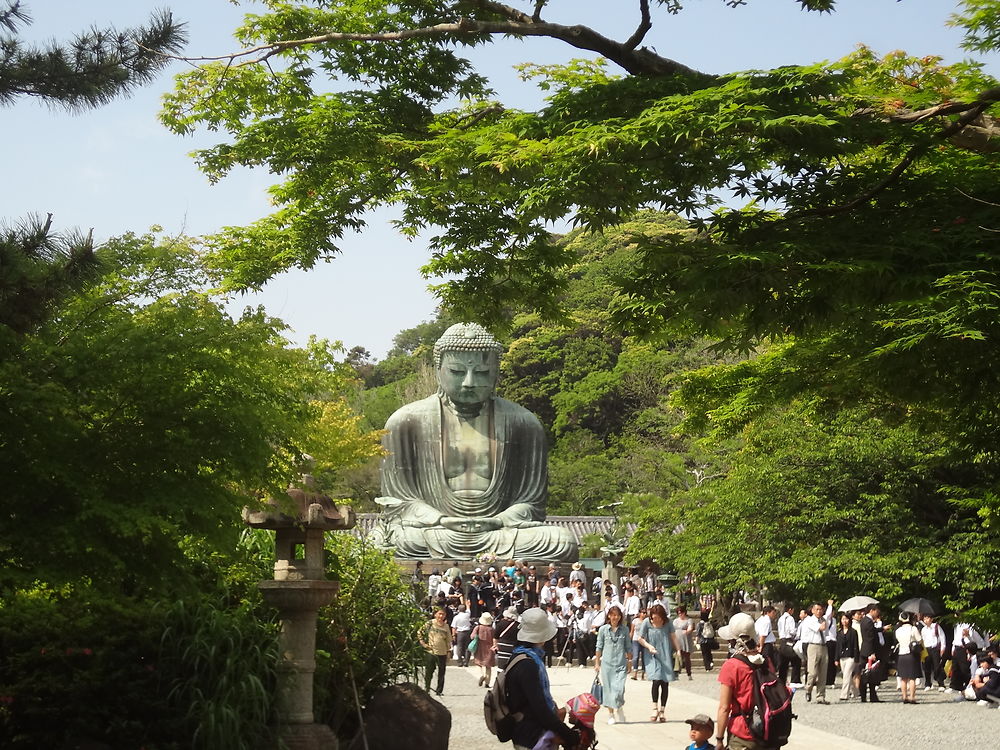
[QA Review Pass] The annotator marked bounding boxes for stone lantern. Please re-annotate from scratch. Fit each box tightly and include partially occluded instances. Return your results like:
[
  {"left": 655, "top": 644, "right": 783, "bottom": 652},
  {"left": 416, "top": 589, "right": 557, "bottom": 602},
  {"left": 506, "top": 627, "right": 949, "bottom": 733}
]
[{"left": 244, "top": 478, "right": 356, "bottom": 750}]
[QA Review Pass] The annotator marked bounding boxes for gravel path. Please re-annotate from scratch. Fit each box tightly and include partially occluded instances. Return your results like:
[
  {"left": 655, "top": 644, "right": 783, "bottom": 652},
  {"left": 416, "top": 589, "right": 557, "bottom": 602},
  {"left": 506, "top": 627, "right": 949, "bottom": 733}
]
[{"left": 433, "top": 657, "right": 990, "bottom": 749}]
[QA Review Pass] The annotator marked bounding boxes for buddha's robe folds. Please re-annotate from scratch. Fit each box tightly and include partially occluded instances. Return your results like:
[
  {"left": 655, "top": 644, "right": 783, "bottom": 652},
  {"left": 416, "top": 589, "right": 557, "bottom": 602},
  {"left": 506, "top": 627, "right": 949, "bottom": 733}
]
[{"left": 377, "top": 394, "right": 577, "bottom": 561}]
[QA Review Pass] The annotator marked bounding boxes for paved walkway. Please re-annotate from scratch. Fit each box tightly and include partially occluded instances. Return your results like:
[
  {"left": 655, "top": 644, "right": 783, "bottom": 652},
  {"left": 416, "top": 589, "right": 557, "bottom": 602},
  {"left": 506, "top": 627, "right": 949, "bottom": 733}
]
[{"left": 439, "top": 661, "right": 883, "bottom": 750}]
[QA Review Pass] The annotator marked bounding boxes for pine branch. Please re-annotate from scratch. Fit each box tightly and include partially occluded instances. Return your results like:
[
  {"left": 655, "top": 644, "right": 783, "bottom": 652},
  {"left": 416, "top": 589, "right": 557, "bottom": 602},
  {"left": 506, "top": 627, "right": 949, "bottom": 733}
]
[{"left": 0, "top": 8, "right": 187, "bottom": 110}]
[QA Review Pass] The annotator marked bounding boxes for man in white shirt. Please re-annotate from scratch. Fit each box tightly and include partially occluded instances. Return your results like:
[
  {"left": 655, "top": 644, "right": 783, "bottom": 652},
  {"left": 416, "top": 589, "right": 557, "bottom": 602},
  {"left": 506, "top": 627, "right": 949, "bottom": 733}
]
[
  {"left": 776, "top": 604, "right": 802, "bottom": 686},
  {"left": 920, "top": 615, "right": 947, "bottom": 691},
  {"left": 800, "top": 602, "right": 830, "bottom": 704},
  {"left": 451, "top": 605, "right": 472, "bottom": 666},
  {"left": 823, "top": 600, "right": 838, "bottom": 687},
  {"left": 755, "top": 605, "right": 778, "bottom": 670}
]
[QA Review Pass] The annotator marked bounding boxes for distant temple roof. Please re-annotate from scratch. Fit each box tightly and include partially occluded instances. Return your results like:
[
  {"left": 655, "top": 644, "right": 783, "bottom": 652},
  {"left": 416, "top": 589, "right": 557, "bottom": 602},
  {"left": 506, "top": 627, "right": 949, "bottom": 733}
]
[{"left": 352, "top": 514, "right": 635, "bottom": 546}]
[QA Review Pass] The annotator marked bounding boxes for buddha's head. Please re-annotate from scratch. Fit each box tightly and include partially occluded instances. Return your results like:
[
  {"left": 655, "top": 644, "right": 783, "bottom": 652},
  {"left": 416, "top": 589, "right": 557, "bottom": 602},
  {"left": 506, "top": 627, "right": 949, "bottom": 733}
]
[{"left": 433, "top": 323, "right": 503, "bottom": 414}]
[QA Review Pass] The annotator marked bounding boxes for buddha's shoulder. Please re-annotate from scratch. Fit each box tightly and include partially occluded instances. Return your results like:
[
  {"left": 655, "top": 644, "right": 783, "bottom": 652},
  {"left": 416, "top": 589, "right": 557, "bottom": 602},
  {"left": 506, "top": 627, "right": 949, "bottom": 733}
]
[{"left": 384, "top": 395, "right": 440, "bottom": 429}]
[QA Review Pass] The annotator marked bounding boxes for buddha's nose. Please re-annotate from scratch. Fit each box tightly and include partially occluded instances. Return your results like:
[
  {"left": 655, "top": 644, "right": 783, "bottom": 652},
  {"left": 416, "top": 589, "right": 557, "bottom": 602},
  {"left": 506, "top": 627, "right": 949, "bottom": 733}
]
[{"left": 462, "top": 371, "right": 476, "bottom": 387}]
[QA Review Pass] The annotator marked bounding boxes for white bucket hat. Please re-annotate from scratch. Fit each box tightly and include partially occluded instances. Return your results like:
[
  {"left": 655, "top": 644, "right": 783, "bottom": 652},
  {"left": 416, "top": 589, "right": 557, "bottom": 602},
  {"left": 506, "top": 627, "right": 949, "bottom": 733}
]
[
  {"left": 503, "top": 607, "right": 519, "bottom": 620},
  {"left": 517, "top": 607, "right": 557, "bottom": 643},
  {"left": 479, "top": 612, "right": 494, "bottom": 625},
  {"left": 718, "top": 612, "right": 755, "bottom": 641}
]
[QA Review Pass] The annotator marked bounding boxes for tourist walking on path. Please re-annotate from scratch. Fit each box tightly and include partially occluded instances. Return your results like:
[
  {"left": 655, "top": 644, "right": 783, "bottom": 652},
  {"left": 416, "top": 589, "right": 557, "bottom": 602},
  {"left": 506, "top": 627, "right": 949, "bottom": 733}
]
[
  {"left": 696, "top": 611, "right": 717, "bottom": 671},
  {"left": 801, "top": 602, "right": 830, "bottom": 704},
  {"left": 503, "top": 607, "right": 581, "bottom": 750},
  {"left": 421, "top": 608, "right": 452, "bottom": 696},
  {"left": 715, "top": 612, "right": 770, "bottom": 750},
  {"left": 635, "top": 602, "right": 680, "bottom": 722},
  {"left": 493, "top": 606, "right": 520, "bottom": 671},
  {"left": 858, "top": 604, "right": 884, "bottom": 703},
  {"left": 674, "top": 605, "right": 695, "bottom": 680},
  {"left": 472, "top": 612, "right": 497, "bottom": 687},
  {"left": 835, "top": 611, "right": 860, "bottom": 701},
  {"left": 895, "top": 612, "right": 922, "bottom": 704},
  {"left": 452, "top": 605, "right": 473, "bottom": 666},
  {"left": 595, "top": 603, "right": 632, "bottom": 725},
  {"left": 920, "top": 614, "right": 947, "bottom": 691},
  {"left": 629, "top": 608, "right": 648, "bottom": 679}
]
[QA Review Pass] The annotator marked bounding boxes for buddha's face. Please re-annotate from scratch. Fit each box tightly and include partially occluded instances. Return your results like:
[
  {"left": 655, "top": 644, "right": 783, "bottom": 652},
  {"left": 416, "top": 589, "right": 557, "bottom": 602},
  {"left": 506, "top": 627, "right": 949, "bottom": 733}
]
[{"left": 437, "top": 350, "right": 498, "bottom": 408}]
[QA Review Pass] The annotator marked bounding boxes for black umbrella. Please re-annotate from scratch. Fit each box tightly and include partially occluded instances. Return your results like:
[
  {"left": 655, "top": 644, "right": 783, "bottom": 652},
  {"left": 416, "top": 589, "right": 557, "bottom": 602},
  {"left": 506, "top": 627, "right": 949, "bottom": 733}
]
[{"left": 898, "top": 597, "right": 937, "bottom": 616}]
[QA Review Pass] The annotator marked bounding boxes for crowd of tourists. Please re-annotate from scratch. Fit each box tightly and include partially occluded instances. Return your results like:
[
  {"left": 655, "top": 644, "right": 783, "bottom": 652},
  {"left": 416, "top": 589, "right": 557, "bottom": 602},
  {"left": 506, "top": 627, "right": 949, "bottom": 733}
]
[
  {"left": 416, "top": 561, "right": 998, "bottom": 749},
  {"left": 415, "top": 560, "right": 716, "bottom": 730},
  {"left": 741, "top": 600, "right": 997, "bottom": 707}
]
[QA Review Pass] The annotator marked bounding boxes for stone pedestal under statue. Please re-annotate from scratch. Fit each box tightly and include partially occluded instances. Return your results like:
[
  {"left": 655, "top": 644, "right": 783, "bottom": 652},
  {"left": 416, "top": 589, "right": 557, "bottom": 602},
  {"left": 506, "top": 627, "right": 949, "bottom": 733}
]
[{"left": 245, "top": 484, "right": 356, "bottom": 750}]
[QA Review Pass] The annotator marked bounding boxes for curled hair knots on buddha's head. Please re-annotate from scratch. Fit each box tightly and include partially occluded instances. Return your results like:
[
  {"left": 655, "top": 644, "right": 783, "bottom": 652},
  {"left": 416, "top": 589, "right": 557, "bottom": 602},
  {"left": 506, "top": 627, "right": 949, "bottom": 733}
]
[{"left": 432, "top": 323, "right": 504, "bottom": 369}]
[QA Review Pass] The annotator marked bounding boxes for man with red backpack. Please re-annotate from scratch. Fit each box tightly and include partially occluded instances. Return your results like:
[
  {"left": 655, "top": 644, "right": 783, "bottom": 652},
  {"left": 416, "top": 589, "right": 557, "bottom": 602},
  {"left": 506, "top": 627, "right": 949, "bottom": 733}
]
[{"left": 714, "top": 612, "right": 794, "bottom": 750}]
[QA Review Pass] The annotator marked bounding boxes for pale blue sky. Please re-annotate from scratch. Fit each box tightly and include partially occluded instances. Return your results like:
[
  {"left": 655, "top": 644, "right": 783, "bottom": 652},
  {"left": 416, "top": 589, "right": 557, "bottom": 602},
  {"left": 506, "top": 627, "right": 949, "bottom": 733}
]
[{"left": 3, "top": 1, "right": 989, "bottom": 356}]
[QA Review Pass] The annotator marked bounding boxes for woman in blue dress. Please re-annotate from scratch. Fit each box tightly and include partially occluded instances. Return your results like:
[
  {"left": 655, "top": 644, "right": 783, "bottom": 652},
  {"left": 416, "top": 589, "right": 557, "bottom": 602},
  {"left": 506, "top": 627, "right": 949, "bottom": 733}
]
[
  {"left": 635, "top": 603, "right": 680, "bottom": 722},
  {"left": 595, "top": 603, "right": 632, "bottom": 724}
]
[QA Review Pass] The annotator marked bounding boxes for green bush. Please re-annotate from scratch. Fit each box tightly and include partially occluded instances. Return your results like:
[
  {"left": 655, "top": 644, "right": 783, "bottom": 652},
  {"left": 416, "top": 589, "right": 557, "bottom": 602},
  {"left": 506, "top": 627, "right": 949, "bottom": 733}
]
[{"left": 315, "top": 534, "right": 427, "bottom": 739}]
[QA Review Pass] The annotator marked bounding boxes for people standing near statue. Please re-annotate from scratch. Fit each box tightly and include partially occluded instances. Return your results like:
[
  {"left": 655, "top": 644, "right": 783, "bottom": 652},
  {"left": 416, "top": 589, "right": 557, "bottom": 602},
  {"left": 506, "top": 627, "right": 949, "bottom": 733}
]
[
  {"left": 595, "top": 603, "right": 632, "bottom": 725},
  {"left": 375, "top": 323, "right": 577, "bottom": 560},
  {"left": 494, "top": 606, "right": 520, "bottom": 672},
  {"left": 754, "top": 605, "right": 778, "bottom": 675},
  {"left": 895, "top": 612, "right": 922, "bottom": 704},
  {"left": 420, "top": 608, "right": 451, "bottom": 696},
  {"left": 674, "top": 605, "right": 695, "bottom": 680},
  {"left": 629, "top": 608, "right": 648, "bottom": 680},
  {"left": 835, "top": 611, "right": 860, "bottom": 701},
  {"left": 635, "top": 603, "right": 679, "bottom": 722},
  {"left": 920, "top": 614, "right": 947, "bottom": 691},
  {"left": 776, "top": 604, "right": 802, "bottom": 686},
  {"left": 858, "top": 604, "right": 883, "bottom": 702},
  {"left": 472, "top": 612, "right": 497, "bottom": 687},
  {"left": 503, "top": 608, "right": 581, "bottom": 750},
  {"left": 800, "top": 602, "right": 830, "bottom": 704},
  {"left": 696, "top": 611, "right": 718, "bottom": 672},
  {"left": 452, "top": 605, "right": 473, "bottom": 667}
]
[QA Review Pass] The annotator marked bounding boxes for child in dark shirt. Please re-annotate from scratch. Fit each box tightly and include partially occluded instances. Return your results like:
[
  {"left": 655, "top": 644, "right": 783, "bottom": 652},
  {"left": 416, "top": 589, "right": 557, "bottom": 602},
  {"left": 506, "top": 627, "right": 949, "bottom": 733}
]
[{"left": 684, "top": 713, "right": 715, "bottom": 750}]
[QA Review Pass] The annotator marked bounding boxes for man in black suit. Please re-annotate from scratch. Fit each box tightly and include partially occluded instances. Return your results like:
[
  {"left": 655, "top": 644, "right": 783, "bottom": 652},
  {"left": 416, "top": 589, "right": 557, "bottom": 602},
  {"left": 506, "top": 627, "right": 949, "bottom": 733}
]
[{"left": 858, "top": 604, "right": 883, "bottom": 702}]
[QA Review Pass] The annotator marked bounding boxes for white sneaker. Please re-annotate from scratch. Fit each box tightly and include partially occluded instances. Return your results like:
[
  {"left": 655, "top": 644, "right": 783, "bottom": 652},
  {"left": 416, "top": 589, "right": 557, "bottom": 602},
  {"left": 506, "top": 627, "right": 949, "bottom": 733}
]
[
  {"left": 944, "top": 688, "right": 954, "bottom": 694},
  {"left": 977, "top": 700, "right": 991, "bottom": 707},
  {"left": 616, "top": 708, "right": 626, "bottom": 723},
  {"left": 607, "top": 717, "right": 616, "bottom": 726},
  {"left": 939, "top": 686, "right": 946, "bottom": 692},
  {"left": 923, "top": 686, "right": 933, "bottom": 691}
]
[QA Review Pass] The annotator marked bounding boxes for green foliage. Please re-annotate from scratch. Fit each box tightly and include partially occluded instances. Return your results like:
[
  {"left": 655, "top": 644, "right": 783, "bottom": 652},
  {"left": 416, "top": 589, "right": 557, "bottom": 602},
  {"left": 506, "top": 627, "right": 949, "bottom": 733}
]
[
  {"left": 0, "top": 577, "right": 278, "bottom": 750},
  {"left": 0, "top": 231, "right": 382, "bottom": 590},
  {"left": 159, "top": 596, "right": 278, "bottom": 750},
  {"left": 630, "top": 400, "right": 997, "bottom": 615},
  {"left": 316, "top": 534, "right": 426, "bottom": 737}
]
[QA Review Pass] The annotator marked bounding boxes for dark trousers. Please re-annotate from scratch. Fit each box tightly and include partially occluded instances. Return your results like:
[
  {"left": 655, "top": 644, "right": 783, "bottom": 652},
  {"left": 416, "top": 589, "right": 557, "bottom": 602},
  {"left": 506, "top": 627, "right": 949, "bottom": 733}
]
[
  {"left": 860, "top": 668, "right": 879, "bottom": 701},
  {"left": 424, "top": 653, "right": 446, "bottom": 694},
  {"left": 922, "top": 649, "right": 944, "bottom": 687},
  {"left": 651, "top": 679, "right": 670, "bottom": 705},
  {"left": 700, "top": 640, "right": 715, "bottom": 670},
  {"left": 826, "top": 641, "right": 838, "bottom": 685},
  {"left": 455, "top": 630, "right": 472, "bottom": 667},
  {"left": 777, "top": 643, "right": 801, "bottom": 684},
  {"left": 678, "top": 649, "right": 692, "bottom": 677},
  {"left": 950, "top": 648, "right": 971, "bottom": 691}
]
